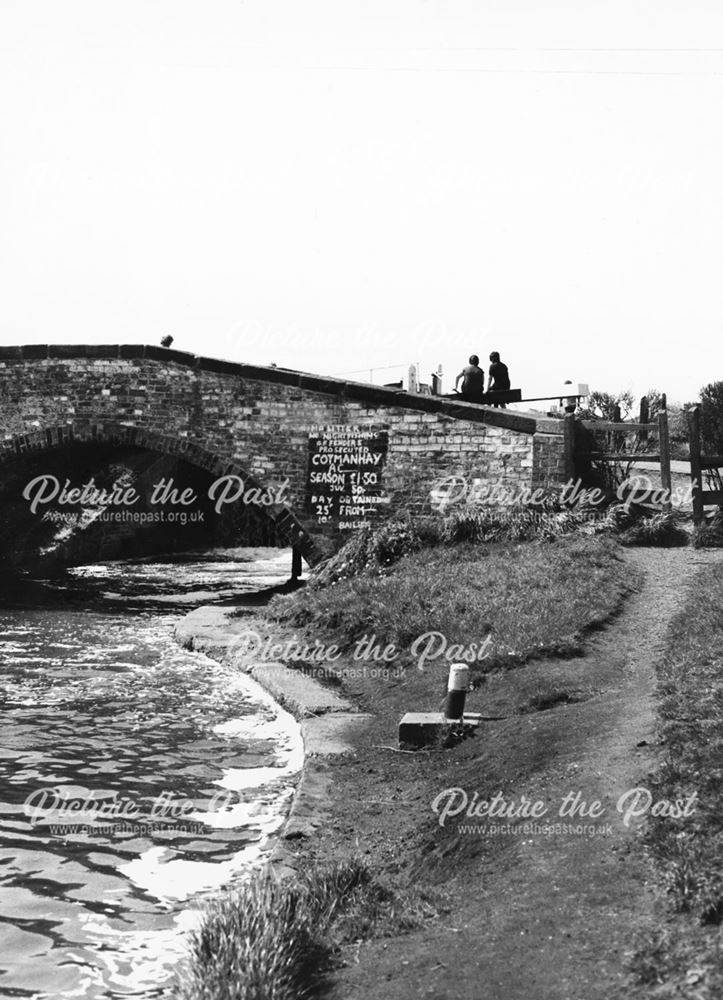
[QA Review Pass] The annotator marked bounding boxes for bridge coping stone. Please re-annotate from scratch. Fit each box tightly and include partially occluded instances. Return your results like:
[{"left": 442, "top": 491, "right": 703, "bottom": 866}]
[{"left": 0, "top": 345, "right": 552, "bottom": 436}]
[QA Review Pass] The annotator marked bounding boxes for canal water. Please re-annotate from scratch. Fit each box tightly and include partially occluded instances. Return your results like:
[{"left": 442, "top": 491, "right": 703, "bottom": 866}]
[{"left": 0, "top": 549, "right": 303, "bottom": 999}]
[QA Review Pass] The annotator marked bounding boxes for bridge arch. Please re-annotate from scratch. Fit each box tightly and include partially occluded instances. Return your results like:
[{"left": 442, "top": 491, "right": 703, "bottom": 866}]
[{"left": 0, "top": 421, "right": 323, "bottom": 567}]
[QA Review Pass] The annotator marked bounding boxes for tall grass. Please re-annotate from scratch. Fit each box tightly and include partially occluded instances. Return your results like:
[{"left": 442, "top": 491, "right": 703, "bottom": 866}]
[
  {"left": 177, "top": 873, "right": 321, "bottom": 1000},
  {"left": 270, "top": 536, "right": 630, "bottom": 677},
  {"left": 175, "top": 860, "right": 431, "bottom": 1000},
  {"left": 310, "top": 500, "right": 689, "bottom": 595}
]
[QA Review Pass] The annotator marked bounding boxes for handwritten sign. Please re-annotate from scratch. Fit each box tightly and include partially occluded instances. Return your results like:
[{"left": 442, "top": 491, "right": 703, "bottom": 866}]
[{"left": 305, "top": 425, "right": 389, "bottom": 529}]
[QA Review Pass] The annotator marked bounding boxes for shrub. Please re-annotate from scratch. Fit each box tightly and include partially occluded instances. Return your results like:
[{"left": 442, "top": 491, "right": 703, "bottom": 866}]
[
  {"left": 700, "top": 381, "right": 723, "bottom": 455},
  {"left": 310, "top": 520, "right": 422, "bottom": 588},
  {"left": 617, "top": 510, "right": 689, "bottom": 547},
  {"left": 692, "top": 509, "right": 723, "bottom": 549}
]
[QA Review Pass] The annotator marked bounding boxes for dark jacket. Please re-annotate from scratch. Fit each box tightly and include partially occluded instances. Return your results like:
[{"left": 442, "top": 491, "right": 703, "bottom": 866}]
[{"left": 488, "top": 361, "right": 510, "bottom": 391}]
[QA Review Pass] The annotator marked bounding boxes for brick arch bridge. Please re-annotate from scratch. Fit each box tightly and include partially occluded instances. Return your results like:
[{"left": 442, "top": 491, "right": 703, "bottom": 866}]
[
  {"left": 0, "top": 345, "right": 567, "bottom": 567},
  {"left": 0, "top": 420, "right": 316, "bottom": 563}
]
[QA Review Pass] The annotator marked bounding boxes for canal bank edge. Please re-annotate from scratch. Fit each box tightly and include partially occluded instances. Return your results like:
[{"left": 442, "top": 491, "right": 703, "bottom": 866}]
[{"left": 173, "top": 604, "right": 372, "bottom": 876}]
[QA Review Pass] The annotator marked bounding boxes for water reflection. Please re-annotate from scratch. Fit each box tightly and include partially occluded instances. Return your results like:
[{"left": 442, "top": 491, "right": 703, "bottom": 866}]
[{"left": 0, "top": 549, "right": 302, "bottom": 998}]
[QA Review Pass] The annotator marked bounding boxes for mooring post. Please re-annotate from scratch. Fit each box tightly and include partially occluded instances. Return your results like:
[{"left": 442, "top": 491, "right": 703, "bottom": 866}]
[
  {"left": 291, "top": 546, "right": 302, "bottom": 580},
  {"left": 444, "top": 663, "right": 469, "bottom": 722}
]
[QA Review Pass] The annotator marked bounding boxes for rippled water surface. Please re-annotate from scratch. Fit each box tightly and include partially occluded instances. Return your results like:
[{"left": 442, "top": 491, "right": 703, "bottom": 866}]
[{"left": 0, "top": 549, "right": 302, "bottom": 999}]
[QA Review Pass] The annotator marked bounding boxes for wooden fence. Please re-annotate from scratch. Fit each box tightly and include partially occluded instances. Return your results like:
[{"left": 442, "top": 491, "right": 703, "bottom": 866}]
[
  {"left": 569, "top": 395, "right": 672, "bottom": 511},
  {"left": 688, "top": 405, "right": 723, "bottom": 523}
]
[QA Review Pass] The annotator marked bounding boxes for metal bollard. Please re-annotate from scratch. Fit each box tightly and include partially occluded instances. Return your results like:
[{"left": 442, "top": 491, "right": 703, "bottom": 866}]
[{"left": 444, "top": 663, "right": 469, "bottom": 722}]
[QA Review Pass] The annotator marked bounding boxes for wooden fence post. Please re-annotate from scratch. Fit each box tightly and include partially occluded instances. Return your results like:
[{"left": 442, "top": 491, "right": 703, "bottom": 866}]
[
  {"left": 612, "top": 403, "right": 624, "bottom": 453},
  {"left": 639, "top": 395, "right": 649, "bottom": 446},
  {"left": 563, "top": 412, "right": 576, "bottom": 483},
  {"left": 658, "top": 393, "right": 672, "bottom": 513},
  {"left": 689, "top": 405, "right": 704, "bottom": 525}
]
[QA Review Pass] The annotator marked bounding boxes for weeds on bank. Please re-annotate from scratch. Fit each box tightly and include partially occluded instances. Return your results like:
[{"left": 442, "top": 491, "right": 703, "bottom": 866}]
[
  {"left": 308, "top": 500, "right": 691, "bottom": 593},
  {"left": 310, "top": 500, "right": 617, "bottom": 589},
  {"left": 645, "top": 570, "right": 723, "bottom": 921},
  {"left": 629, "top": 569, "right": 723, "bottom": 997},
  {"left": 271, "top": 535, "right": 630, "bottom": 678},
  {"left": 175, "top": 859, "right": 433, "bottom": 1000},
  {"left": 693, "top": 509, "right": 723, "bottom": 548},
  {"left": 617, "top": 510, "right": 689, "bottom": 547}
]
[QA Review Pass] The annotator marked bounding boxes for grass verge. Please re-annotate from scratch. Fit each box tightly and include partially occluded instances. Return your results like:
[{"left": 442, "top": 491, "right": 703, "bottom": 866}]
[
  {"left": 175, "top": 859, "right": 434, "bottom": 1000},
  {"left": 270, "top": 535, "right": 631, "bottom": 680},
  {"left": 629, "top": 567, "right": 723, "bottom": 996}
]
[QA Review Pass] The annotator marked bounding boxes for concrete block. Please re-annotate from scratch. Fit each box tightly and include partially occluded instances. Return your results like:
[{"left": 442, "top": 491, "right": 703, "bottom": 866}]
[
  {"left": 398, "top": 711, "right": 480, "bottom": 749},
  {"left": 398, "top": 712, "right": 446, "bottom": 748}
]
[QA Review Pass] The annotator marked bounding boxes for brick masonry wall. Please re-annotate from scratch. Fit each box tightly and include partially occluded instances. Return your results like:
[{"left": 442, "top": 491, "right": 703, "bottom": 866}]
[{"left": 0, "top": 346, "right": 567, "bottom": 563}]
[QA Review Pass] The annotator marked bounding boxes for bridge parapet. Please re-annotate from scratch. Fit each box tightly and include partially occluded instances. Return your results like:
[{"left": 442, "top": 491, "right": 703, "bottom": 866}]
[{"left": 0, "top": 346, "right": 567, "bottom": 563}]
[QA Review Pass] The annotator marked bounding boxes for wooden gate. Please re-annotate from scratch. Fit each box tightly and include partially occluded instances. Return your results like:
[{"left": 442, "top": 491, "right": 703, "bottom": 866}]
[{"left": 571, "top": 394, "right": 672, "bottom": 510}]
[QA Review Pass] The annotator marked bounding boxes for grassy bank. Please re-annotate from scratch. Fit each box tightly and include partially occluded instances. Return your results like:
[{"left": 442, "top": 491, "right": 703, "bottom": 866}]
[
  {"left": 269, "top": 533, "right": 636, "bottom": 868},
  {"left": 270, "top": 535, "right": 630, "bottom": 681},
  {"left": 630, "top": 568, "right": 723, "bottom": 996},
  {"left": 177, "top": 530, "right": 638, "bottom": 1000}
]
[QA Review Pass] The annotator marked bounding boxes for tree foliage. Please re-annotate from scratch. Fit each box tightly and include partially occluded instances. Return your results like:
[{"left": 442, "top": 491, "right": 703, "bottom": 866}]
[
  {"left": 643, "top": 389, "right": 665, "bottom": 420},
  {"left": 700, "top": 381, "right": 723, "bottom": 455},
  {"left": 577, "top": 390, "right": 635, "bottom": 422},
  {"left": 645, "top": 389, "right": 689, "bottom": 459}
]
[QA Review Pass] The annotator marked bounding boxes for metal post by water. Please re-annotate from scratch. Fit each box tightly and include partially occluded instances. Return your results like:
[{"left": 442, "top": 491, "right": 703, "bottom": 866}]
[
  {"left": 291, "top": 547, "right": 302, "bottom": 580},
  {"left": 444, "top": 663, "right": 469, "bottom": 722}
]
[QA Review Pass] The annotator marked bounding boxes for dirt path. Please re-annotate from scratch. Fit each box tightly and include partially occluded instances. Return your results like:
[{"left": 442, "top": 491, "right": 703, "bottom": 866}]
[{"left": 321, "top": 547, "right": 723, "bottom": 1000}]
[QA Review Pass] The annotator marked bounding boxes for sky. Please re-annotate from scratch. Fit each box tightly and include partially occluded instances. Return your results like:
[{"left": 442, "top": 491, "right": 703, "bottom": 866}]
[{"left": 1, "top": 0, "right": 722, "bottom": 407}]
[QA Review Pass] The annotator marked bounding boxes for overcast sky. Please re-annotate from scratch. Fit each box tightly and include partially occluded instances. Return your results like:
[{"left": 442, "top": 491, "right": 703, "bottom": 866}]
[{"left": 2, "top": 1, "right": 722, "bottom": 406}]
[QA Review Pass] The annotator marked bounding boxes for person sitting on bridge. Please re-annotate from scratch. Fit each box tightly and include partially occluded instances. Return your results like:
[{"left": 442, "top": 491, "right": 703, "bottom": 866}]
[
  {"left": 454, "top": 355, "right": 485, "bottom": 403},
  {"left": 488, "top": 351, "right": 510, "bottom": 407}
]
